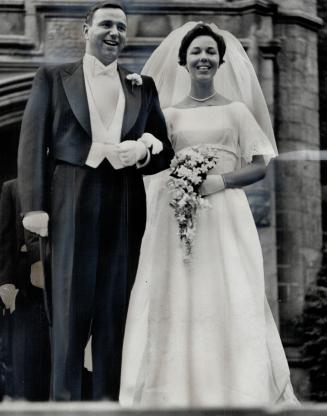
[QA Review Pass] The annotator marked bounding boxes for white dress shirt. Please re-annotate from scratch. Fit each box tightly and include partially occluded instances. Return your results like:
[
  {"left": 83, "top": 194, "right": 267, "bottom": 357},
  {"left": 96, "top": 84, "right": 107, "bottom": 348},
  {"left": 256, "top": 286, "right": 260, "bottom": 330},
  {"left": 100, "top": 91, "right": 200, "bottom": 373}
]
[{"left": 83, "top": 54, "right": 126, "bottom": 168}]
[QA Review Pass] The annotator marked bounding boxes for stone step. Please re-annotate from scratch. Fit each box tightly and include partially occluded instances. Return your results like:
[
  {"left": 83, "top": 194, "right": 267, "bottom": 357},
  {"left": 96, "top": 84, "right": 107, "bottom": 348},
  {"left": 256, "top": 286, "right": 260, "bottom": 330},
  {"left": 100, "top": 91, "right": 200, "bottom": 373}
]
[{"left": 0, "top": 402, "right": 326, "bottom": 416}]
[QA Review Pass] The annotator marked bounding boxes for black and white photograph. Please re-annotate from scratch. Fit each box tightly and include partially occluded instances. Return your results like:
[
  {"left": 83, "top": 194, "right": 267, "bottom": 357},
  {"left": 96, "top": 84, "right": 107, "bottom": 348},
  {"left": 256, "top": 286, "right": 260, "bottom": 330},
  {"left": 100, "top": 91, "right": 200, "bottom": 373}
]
[{"left": 0, "top": 0, "right": 325, "bottom": 414}]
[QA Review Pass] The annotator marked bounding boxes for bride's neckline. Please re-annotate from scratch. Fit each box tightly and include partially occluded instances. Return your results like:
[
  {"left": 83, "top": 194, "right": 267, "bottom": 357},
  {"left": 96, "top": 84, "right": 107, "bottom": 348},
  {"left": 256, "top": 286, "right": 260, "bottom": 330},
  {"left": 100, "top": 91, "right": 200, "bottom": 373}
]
[{"left": 171, "top": 102, "right": 236, "bottom": 110}]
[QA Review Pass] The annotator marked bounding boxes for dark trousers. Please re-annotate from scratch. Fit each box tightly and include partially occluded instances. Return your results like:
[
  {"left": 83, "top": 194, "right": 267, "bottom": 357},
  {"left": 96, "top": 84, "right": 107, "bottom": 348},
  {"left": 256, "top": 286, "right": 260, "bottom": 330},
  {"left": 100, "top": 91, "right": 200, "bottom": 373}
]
[
  {"left": 0, "top": 306, "right": 13, "bottom": 399},
  {"left": 0, "top": 286, "right": 51, "bottom": 401},
  {"left": 50, "top": 161, "right": 145, "bottom": 401}
]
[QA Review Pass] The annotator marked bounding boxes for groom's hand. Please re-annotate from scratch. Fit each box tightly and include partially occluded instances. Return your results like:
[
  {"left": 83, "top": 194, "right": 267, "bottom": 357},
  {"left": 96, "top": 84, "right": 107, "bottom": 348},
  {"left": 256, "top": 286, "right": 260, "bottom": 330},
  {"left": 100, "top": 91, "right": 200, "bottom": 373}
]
[
  {"left": 22, "top": 211, "right": 49, "bottom": 237},
  {"left": 117, "top": 140, "right": 147, "bottom": 167},
  {"left": 30, "top": 261, "right": 45, "bottom": 289},
  {"left": 0, "top": 284, "right": 19, "bottom": 313}
]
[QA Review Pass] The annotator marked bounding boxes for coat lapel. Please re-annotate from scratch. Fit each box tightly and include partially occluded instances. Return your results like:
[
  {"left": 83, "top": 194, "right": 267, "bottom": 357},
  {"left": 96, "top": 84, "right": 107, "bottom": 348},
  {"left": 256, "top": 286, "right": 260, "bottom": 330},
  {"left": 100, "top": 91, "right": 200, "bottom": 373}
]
[
  {"left": 60, "top": 62, "right": 141, "bottom": 139},
  {"left": 119, "top": 66, "right": 142, "bottom": 139},
  {"left": 61, "top": 60, "right": 91, "bottom": 136}
]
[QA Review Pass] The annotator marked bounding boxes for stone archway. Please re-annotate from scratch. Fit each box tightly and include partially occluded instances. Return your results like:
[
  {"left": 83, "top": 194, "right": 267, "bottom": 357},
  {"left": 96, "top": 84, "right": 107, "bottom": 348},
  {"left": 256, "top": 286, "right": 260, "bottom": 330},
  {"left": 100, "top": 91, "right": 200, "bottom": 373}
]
[
  {"left": 0, "top": 121, "right": 21, "bottom": 188},
  {"left": 0, "top": 74, "right": 34, "bottom": 189}
]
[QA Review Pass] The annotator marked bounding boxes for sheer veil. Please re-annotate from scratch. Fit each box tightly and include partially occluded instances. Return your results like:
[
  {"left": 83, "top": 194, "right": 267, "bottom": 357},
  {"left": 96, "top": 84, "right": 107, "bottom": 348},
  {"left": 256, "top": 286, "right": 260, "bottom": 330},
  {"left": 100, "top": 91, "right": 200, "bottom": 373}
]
[{"left": 141, "top": 22, "right": 278, "bottom": 158}]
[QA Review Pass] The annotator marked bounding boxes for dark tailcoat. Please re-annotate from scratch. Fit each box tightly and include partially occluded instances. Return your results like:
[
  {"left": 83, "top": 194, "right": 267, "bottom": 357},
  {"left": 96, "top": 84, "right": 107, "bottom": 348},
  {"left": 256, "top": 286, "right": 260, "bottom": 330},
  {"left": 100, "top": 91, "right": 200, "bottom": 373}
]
[
  {"left": 0, "top": 179, "right": 50, "bottom": 400},
  {"left": 17, "top": 61, "right": 174, "bottom": 400},
  {"left": 0, "top": 180, "right": 39, "bottom": 289}
]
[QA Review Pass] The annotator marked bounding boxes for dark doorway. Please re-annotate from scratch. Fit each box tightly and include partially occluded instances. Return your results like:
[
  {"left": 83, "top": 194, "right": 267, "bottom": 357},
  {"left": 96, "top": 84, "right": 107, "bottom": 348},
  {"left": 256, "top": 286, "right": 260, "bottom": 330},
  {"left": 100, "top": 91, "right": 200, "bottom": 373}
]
[{"left": 0, "top": 122, "right": 21, "bottom": 190}]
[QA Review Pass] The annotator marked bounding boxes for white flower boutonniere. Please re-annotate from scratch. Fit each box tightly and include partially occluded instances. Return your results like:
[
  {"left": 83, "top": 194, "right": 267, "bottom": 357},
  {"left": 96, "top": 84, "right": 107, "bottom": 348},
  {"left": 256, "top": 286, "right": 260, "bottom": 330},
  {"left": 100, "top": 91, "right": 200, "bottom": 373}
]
[{"left": 126, "top": 73, "right": 143, "bottom": 91}]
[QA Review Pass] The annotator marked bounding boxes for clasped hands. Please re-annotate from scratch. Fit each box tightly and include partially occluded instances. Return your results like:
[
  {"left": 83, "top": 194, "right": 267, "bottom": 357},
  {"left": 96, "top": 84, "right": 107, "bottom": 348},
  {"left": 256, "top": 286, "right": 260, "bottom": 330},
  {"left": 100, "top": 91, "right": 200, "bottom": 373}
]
[
  {"left": 118, "top": 133, "right": 163, "bottom": 167},
  {"left": 117, "top": 140, "right": 147, "bottom": 167}
]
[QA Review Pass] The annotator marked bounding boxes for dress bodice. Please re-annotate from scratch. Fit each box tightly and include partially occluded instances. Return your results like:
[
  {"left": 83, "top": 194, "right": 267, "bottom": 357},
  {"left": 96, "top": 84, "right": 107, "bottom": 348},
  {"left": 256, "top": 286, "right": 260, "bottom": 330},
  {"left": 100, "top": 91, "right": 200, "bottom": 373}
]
[{"left": 163, "top": 102, "right": 276, "bottom": 174}]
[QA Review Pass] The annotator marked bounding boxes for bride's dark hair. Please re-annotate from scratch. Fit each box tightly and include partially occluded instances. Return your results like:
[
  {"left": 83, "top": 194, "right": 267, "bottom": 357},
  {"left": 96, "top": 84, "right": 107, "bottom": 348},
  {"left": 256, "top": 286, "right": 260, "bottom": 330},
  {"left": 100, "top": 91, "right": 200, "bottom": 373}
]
[{"left": 178, "top": 23, "right": 226, "bottom": 67}]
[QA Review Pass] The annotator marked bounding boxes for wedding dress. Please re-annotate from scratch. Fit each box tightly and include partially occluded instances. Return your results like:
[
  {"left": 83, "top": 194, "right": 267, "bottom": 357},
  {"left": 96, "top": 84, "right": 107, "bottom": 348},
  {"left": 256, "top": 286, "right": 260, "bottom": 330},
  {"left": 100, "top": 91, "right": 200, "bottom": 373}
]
[{"left": 119, "top": 102, "right": 297, "bottom": 406}]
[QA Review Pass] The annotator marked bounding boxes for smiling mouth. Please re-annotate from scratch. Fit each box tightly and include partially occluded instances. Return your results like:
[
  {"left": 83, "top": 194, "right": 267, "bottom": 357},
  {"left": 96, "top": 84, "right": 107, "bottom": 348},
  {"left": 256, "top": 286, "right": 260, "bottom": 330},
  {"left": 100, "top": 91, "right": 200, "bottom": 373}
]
[
  {"left": 196, "top": 65, "right": 211, "bottom": 70},
  {"left": 103, "top": 40, "right": 119, "bottom": 47}
]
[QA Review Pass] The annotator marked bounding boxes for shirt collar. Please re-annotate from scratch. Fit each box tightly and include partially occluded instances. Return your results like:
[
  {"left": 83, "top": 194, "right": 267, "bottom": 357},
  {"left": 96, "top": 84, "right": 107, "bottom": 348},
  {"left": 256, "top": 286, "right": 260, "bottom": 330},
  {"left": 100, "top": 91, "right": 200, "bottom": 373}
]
[{"left": 84, "top": 54, "right": 118, "bottom": 78}]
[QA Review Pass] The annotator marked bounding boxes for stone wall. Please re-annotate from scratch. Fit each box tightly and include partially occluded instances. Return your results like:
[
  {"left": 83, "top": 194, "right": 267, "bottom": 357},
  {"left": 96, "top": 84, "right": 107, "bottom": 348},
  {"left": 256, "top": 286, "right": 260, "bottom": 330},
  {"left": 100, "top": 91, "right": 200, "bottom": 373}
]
[
  {"left": 274, "top": 0, "right": 317, "bottom": 15},
  {"left": 318, "top": 0, "right": 327, "bottom": 192},
  {"left": 274, "top": 7, "right": 322, "bottom": 348}
]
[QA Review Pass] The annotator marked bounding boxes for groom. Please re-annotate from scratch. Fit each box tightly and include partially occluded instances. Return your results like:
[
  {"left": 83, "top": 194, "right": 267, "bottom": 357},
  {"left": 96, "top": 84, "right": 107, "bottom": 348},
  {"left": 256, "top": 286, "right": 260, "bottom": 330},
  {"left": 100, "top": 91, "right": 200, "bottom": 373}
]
[{"left": 18, "top": 0, "right": 173, "bottom": 401}]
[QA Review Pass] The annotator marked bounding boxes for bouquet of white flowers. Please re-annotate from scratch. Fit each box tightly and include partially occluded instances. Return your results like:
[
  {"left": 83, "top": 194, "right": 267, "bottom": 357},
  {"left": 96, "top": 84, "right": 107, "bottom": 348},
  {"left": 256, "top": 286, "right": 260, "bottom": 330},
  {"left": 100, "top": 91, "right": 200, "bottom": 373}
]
[{"left": 167, "top": 145, "right": 220, "bottom": 261}]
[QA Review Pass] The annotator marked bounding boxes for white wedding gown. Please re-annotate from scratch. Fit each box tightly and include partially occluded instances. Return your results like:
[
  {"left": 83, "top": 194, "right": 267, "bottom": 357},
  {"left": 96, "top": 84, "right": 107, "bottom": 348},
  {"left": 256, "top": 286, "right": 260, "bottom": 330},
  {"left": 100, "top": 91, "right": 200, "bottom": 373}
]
[{"left": 119, "top": 102, "right": 298, "bottom": 407}]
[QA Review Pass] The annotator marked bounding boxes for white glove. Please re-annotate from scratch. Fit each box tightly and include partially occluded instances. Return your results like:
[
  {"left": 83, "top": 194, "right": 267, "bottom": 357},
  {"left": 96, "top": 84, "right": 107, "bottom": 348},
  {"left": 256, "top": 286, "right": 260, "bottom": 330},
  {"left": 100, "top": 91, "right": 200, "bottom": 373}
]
[
  {"left": 138, "top": 133, "right": 163, "bottom": 155},
  {"left": 0, "top": 284, "right": 19, "bottom": 313},
  {"left": 22, "top": 211, "right": 49, "bottom": 237},
  {"left": 200, "top": 175, "right": 226, "bottom": 196},
  {"left": 117, "top": 140, "right": 147, "bottom": 167},
  {"left": 30, "top": 261, "right": 45, "bottom": 289}
]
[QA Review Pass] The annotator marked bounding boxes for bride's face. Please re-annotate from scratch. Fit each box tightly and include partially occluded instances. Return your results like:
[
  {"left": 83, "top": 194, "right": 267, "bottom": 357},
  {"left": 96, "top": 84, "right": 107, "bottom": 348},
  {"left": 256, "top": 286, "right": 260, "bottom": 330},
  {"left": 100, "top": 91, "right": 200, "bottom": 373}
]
[{"left": 186, "top": 35, "right": 220, "bottom": 82}]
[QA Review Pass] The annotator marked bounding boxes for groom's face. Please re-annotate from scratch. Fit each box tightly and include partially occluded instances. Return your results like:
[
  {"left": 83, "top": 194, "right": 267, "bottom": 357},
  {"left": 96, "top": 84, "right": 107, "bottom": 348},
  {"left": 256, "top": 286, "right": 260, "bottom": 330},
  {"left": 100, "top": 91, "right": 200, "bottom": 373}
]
[{"left": 84, "top": 7, "right": 127, "bottom": 66}]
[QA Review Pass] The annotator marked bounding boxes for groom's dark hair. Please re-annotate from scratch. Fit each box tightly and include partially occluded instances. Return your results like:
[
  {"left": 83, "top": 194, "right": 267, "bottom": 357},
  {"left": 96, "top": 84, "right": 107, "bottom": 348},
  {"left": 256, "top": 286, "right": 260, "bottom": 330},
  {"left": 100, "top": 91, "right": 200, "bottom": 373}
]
[
  {"left": 85, "top": 0, "right": 127, "bottom": 25},
  {"left": 178, "top": 24, "right": 226, "bottom": 67}
]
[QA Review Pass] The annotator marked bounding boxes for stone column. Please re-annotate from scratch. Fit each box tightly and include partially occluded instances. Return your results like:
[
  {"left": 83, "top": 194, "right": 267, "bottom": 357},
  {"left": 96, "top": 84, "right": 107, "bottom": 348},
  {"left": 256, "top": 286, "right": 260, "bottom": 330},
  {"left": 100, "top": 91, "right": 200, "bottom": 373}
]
[
  {"left": 318, "top": 0, "right": 327, "bottom": 208},
  {"left": 274, "top": 1, "right": 323, "bottom": 347},
  {"left": 258, "top": 38, "right": 280, "bottom": 322},
  {"left": 241, "top": 10, "right": 280, "bottom": 322}
]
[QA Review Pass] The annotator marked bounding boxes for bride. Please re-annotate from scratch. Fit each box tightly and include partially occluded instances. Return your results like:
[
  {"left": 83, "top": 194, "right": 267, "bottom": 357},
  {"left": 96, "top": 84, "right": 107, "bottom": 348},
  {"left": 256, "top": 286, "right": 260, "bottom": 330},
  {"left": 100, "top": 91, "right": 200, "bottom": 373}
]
[{"left": 119, "top": 22, "right": 298, "bottom": 406}]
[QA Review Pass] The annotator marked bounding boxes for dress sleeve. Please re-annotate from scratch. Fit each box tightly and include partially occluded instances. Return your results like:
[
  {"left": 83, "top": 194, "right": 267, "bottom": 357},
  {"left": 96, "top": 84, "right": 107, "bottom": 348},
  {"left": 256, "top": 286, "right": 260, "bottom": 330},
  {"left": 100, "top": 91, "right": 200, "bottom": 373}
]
[
  {"left": 236, "top": 102, "right": 277, "bottom": 164},
  {"left": 163, "top": 108, "right": 175, "bottom": 147}
]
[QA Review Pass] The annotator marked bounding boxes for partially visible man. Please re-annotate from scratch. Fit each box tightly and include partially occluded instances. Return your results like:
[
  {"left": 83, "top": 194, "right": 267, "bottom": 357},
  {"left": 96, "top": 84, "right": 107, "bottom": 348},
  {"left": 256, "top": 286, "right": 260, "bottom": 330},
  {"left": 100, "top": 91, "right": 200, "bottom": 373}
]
[
  {"left": 0, "top": 179, "right": 50, "bottom": 400},
  {"left": 18, "top": 0, "right": 174, "bottom": 401}
]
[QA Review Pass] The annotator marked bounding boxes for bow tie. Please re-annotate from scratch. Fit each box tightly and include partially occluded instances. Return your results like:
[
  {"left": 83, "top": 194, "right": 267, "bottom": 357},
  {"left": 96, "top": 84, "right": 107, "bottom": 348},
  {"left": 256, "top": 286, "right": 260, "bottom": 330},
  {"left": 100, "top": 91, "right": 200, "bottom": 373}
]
[{"left": 94, "top": 62, "right": 118, "bottom": 78}]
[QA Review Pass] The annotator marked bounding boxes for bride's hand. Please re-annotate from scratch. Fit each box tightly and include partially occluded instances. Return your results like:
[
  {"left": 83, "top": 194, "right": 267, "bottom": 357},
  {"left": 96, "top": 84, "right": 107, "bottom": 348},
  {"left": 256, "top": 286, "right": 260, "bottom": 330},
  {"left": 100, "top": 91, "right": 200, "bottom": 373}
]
[{"left": 200, "top": 175, "right": 225, "bottom": 196}]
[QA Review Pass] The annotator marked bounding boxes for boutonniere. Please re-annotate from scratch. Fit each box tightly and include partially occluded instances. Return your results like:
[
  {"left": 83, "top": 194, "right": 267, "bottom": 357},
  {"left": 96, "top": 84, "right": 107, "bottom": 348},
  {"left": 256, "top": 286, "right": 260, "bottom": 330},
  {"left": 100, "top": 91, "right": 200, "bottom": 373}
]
[{"left": 126, "top": 73, "right": 143, "bottom": 91}]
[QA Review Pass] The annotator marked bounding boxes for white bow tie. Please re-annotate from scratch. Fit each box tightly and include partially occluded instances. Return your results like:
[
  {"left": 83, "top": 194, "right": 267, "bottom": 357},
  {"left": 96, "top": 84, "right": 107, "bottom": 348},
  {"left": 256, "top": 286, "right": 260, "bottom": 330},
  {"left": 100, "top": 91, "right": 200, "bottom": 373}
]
[{"left": 94, "top": 62, "right": 118, "bottom": 78}]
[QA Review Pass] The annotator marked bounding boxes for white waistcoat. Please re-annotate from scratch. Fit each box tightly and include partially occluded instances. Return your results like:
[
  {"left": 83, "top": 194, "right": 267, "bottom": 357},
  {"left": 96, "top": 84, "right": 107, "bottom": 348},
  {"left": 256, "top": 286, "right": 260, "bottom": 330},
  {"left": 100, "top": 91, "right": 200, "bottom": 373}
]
[{"left": 83, "top": 56, "right": 126, "bottom": 168}]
